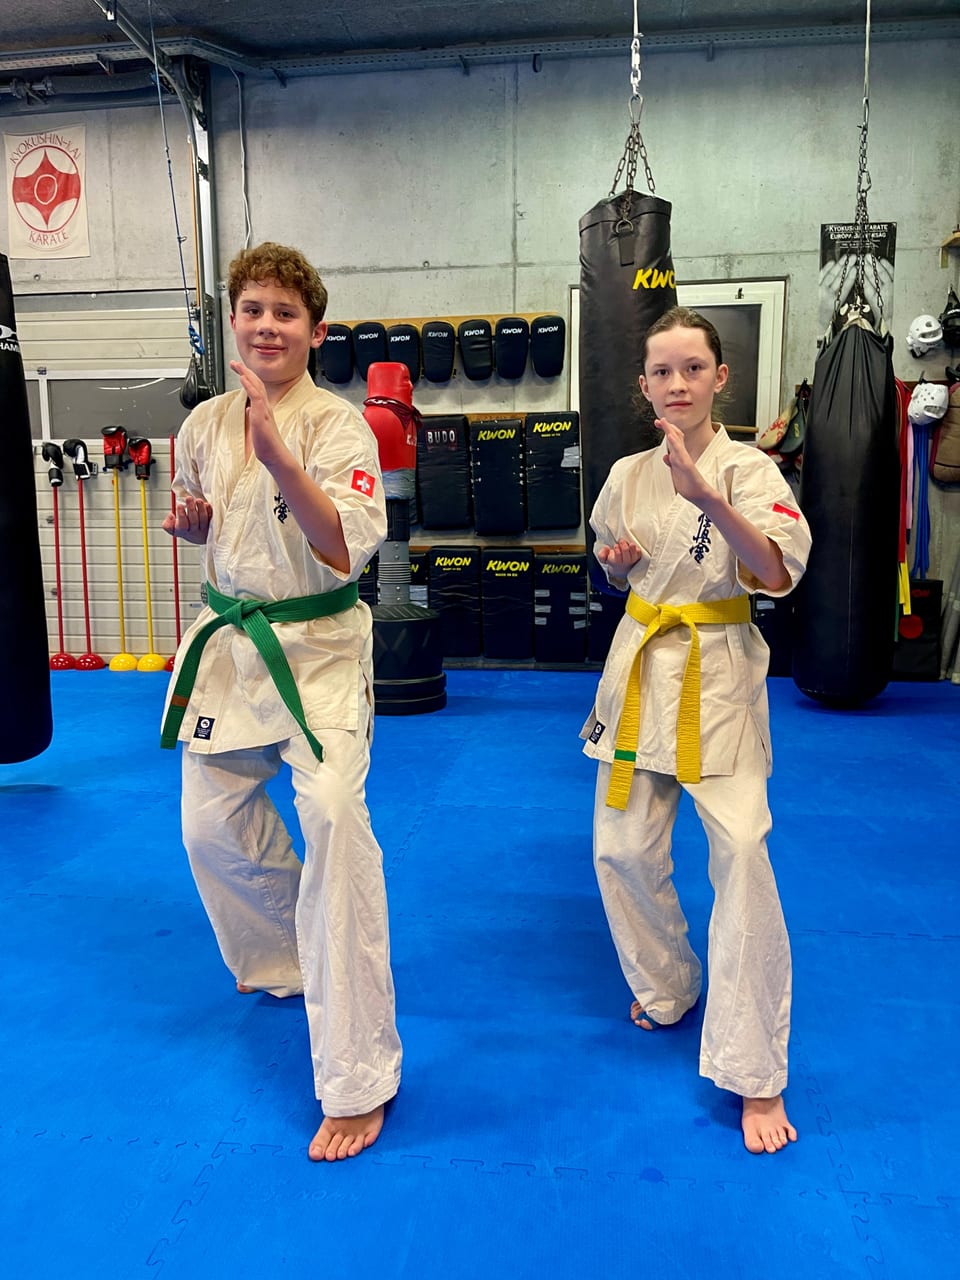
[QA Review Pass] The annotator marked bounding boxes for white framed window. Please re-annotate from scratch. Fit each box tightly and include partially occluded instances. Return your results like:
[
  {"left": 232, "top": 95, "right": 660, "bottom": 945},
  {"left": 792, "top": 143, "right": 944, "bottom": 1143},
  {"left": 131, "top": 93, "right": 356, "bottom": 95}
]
[
  {"left": 568, "top": 278, "right": 787, "bottom": 436},
  {"left": 25, "top": 368, "right": 187, "bottom": 441}
]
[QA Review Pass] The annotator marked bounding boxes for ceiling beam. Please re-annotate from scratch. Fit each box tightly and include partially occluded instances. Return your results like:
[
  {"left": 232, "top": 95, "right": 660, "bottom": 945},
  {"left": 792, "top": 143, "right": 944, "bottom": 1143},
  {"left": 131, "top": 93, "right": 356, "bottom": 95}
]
[{"left": 0, "top": 19, "right": 956, "bottom": 79}]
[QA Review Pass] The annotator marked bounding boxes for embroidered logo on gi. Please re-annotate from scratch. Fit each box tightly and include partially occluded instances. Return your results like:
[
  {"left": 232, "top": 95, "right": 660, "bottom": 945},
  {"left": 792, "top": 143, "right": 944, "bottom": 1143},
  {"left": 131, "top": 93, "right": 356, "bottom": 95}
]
[
  {"left": 773, "top": 501, "right": 801, "bottom": 521},
  {"left": 274, "top": 491, "right": 289, "bottom": 523},
  {"left": 689, "top": 513, "right": 713, "bottom": 564},
  {"left": 351, "top": 469, "right": 376, "bottom": 496},
  {"left": 589, "top": 721, "right": 606, "bottom": 744},
  {"left": 193, "top": 716, "right": 215, "bottom": 740}
]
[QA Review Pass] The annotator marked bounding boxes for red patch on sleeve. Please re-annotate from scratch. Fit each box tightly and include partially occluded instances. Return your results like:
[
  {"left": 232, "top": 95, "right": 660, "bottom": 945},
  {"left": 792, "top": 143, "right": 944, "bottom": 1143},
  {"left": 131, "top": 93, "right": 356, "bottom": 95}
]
[
  {"left": 351, "top": 469, "right": 376, "bottom": 497},
  {"left": 773, "top": 502, "right": 800, "bottom": 520}
]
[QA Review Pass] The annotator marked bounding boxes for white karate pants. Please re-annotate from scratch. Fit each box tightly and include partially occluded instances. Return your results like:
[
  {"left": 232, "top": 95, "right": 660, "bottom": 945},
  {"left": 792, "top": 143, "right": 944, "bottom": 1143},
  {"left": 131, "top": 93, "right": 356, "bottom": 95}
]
[
  {"left": 180, "top": 725, "right": 402, "bottom": 1117},
  {"left": 593, "top": 723, "right": 790, "bottom": 1098}
]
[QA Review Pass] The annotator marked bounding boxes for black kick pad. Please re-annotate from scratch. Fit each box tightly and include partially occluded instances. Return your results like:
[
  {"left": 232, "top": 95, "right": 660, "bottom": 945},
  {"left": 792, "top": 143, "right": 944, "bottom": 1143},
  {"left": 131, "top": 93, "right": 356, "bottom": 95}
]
[
  {"left": 387, "top": 324, "right": 421, "bottom": 384},
  {"left": 524, "top": 412, "right": 580, "bottom": 530},
  {"left": 320, "top": 323, "right": 354, "bottom": 383},
  {"left": 352, "top": 321, "right": 388, "bottom": 379},
  {"left": 481, "top": 548, "right": 534, "bottom": 659},
  {"left": 587, "top": 583, "right": 627, "bottom": 665},
  {"left": 470, "top": 418, "right": 525, "bottom": 536},
  {"left": 428, "top": 545, "right": 482, "bottom": 657},
  {"left": 494, "top": 317, "right": 529, "bottom": 379},
  {"left": 421, "top": 321, "right": 456, "bottom": 382},
  {"left": 417, "top": 415, "right": 473, "bottom": 530},
  {"left": 457, "top": 319, "right": 493, "bottom": 381},
  {"left": 534, "top": 553, "right": 588, "bottom": 664},
  {"left": 530, "top": 314, "right": 566, "bottom": 377}
]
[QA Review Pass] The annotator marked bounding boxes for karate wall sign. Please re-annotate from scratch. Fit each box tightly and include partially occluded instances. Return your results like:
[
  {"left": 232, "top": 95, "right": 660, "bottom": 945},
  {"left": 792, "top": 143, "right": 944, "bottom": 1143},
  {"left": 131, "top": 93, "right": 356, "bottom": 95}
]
[{"left": 4, "top": 127, "right": 90, "bottom": 258}]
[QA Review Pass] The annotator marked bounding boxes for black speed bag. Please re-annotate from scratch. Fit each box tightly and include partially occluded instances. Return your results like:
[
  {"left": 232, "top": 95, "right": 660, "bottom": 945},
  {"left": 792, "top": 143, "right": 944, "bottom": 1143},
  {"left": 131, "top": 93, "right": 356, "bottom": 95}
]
[
  {"left": 352, "top": 322, "right": 388, "bottom": 379},
  {"left": 320, "top": 323, "right": 354, "bottom": 383},
  {"left": 457, "top": 319, "right": 493, "bottom": 381}
]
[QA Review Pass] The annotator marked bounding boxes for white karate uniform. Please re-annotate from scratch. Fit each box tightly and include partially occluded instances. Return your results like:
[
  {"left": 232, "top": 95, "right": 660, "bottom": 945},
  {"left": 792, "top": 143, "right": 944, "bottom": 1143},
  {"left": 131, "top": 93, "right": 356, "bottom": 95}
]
[
  {"left": 582, "top": 427, "right": 811, "bottom": 1097},
  {"left": 163, "top": 371, "right": 401, "bottom": 1117}
]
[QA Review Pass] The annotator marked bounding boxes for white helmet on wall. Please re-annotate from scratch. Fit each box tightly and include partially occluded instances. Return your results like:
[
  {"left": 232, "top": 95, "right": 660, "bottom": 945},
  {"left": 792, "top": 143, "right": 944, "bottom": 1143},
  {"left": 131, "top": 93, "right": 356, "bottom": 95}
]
[
  {"left": 905, "top": 314, "right": 943, "bottom": 357},
  {"left": 907, "top": 381, "right": 950, "bottom": 427}
]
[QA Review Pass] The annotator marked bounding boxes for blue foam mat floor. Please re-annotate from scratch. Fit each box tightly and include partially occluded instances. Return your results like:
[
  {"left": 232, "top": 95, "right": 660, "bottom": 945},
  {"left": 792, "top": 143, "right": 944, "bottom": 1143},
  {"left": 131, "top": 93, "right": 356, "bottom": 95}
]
[{"left": 1, "top": 669, "right": 958, "bottom": 1278}]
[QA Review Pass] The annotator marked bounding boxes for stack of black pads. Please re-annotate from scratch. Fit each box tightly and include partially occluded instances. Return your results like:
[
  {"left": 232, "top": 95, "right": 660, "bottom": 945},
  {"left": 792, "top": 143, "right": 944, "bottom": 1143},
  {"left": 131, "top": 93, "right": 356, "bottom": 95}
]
[{"left": 319, "top": 314, "right": 566, "bottom": 385}]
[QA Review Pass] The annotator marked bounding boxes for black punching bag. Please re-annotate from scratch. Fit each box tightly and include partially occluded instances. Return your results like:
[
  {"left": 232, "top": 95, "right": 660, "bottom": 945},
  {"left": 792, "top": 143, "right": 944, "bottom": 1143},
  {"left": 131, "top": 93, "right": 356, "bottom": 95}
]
[
  {"left": 792, "top": 318, "right": 900, "bottom": 705},
  {"left": 0, "top": 254, "right": 52, "bottom": 762},
  {"left": 578, "top": 192, "right": 676, "bottom": 589}
]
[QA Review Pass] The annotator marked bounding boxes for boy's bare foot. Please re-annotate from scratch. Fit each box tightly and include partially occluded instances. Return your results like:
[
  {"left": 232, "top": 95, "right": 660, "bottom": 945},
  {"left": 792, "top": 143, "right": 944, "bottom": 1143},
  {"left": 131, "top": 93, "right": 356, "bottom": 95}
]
[
  {"left": 741, "top": 1095, "right": 797, "bottom": 1154},
  {"left": 630, "top": 999, "right": 656, "bottom": 1030},
  {"left": 236, "top": 982, "right": 256, "bottom": 993},
  {"left": 308, "top": 1105, "right": 385, "bottom": 1162}
]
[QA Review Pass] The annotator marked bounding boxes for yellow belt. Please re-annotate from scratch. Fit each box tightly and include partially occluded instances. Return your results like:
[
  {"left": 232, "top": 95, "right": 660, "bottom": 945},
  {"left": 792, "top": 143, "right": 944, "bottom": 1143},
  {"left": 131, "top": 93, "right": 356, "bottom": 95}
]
[{"left": 605, "top": 591, "right": 751, "bottom": 808}]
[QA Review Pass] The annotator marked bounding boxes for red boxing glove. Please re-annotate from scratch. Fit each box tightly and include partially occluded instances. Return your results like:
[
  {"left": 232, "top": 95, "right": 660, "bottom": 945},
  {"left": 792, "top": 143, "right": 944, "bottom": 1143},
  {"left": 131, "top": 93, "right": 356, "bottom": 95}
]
[
  {"left": 128, "top": 436, "right": 153, "bottom": 480},
  {"left": 101, "top": 425, "right": 128, "bottom": 468}
]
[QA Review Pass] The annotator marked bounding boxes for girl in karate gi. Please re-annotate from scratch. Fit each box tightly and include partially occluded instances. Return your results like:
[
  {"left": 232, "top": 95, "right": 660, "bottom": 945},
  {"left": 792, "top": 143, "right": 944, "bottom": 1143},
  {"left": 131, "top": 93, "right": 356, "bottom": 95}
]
[{"left": 581, "top": 306, "right": 812, "bottom": 1154}]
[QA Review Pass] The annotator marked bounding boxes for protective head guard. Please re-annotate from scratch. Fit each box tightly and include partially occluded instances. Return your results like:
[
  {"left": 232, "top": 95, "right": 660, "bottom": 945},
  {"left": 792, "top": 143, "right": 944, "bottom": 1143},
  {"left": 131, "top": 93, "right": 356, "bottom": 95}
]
[
  {"left": 907, "top": 380, "right": 949, "bottom": 427},
  {"left": 905, "top": 314, "right": 943, "bottom": 358}
]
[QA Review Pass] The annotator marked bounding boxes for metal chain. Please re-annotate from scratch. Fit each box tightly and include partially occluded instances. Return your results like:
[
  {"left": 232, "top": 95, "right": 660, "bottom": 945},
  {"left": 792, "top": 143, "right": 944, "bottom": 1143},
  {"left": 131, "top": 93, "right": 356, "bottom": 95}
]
[
  {"left": 609, "top": 17, "right": 656, "bottom": 210},
  {"left": 834, "top": 0, "right": 883, "bottom": 323}
]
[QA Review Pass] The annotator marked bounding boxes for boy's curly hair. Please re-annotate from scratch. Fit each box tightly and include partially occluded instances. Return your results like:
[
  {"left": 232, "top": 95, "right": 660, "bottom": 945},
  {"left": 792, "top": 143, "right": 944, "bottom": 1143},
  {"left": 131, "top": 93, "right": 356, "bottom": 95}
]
[{"left": 227, "top": 242, "right": 328, "bottom": 325}]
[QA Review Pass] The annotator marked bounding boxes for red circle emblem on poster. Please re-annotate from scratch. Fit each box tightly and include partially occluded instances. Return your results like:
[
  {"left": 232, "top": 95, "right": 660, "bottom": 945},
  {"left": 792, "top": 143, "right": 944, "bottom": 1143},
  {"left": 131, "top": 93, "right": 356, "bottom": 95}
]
[{"left": 11, "top": 144, "right": 82, "bottom": 234}]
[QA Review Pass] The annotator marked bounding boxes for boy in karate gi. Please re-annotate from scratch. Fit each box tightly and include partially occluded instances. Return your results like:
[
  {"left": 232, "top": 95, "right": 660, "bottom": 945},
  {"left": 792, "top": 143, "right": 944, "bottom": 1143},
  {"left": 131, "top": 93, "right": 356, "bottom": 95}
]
[{"left": 162, "top": 242, "right": 400, "bottom": 1161}]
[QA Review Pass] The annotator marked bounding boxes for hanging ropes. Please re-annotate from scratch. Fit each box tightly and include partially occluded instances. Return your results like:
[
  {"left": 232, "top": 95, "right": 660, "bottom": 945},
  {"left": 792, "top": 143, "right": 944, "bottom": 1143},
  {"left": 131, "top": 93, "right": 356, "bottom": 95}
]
[
  {"left": 147, "top": 0, "right": 204, "bottom": 362},
  {"left": 834, "top": 0, "right": 885, "bottom": 324},
  {"left": 609, "top": 0, "right": 656, "bottom": 219}
]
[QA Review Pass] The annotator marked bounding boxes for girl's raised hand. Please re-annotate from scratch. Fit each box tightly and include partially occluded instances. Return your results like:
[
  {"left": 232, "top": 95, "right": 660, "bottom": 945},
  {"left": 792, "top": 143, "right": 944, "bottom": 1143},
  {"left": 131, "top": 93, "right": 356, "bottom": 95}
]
[
  {"left": 659, "top": 418, "right": 712, "bottom": 505},
  {"left": 597, "top": 538, "right": 644, "bottom": 573}
]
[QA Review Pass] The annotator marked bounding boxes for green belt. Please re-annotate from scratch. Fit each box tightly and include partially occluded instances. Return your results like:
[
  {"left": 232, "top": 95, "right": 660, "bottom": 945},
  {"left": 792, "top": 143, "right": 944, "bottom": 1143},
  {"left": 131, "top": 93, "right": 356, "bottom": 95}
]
[{"left": 160, "top": 579, "right": 359, "bottom": 761}]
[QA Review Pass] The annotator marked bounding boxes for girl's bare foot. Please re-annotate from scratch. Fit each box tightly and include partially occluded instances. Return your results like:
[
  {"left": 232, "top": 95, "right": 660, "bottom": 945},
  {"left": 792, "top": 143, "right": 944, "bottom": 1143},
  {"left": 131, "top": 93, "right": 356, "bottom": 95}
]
[
  {"left": 629, "top": 999, "right": 657, "bottom": 1030},
  {"left": 741, "top": 1095, "right": 797, "bottom": 1154},
  {"left": 308, "top": 1105, "right": 384, "bottom": 1162},
  {"left": 236, "top": 982, "right": 256, "bottom": 993}
]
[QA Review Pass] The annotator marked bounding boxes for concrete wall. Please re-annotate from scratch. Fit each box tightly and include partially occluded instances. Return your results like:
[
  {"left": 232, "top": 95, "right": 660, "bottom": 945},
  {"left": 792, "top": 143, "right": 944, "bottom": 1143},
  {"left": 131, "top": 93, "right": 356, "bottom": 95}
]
[
  {"left": 5, "top": 33, "right": 960, "bottom": 653},
  {"left": 204, "top": 38, "right": 959, "bottom": 390}
]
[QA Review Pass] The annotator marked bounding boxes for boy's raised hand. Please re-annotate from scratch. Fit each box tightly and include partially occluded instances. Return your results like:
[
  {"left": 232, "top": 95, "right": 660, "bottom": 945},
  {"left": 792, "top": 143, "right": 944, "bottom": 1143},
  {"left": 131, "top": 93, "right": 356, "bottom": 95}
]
[{"left": 230, "top": 359, "right": 288, "bottom": 470}]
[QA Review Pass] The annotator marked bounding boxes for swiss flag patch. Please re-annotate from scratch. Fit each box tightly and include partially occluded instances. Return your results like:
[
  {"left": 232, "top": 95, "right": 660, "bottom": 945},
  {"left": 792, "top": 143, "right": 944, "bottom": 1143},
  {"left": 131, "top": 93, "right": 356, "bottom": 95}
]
[
  {"left": 351, "top": 469, "right": 376, "bottom": 497},
  {"left": 772, "top": 502, "right": 800, "bottom": 521}
]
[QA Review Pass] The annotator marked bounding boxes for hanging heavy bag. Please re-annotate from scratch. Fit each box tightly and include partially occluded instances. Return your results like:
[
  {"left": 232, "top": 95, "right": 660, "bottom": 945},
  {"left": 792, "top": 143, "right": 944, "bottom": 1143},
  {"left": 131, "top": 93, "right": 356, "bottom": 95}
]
[
  {"left": 578, "top": 184, "right": 676, "bottom": 592},
  {"left": 0, "top": 253, "right": 53, "bottom": 763},
  {"left": 792, "top": 317, "right": 900, "bottom": 705}
]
